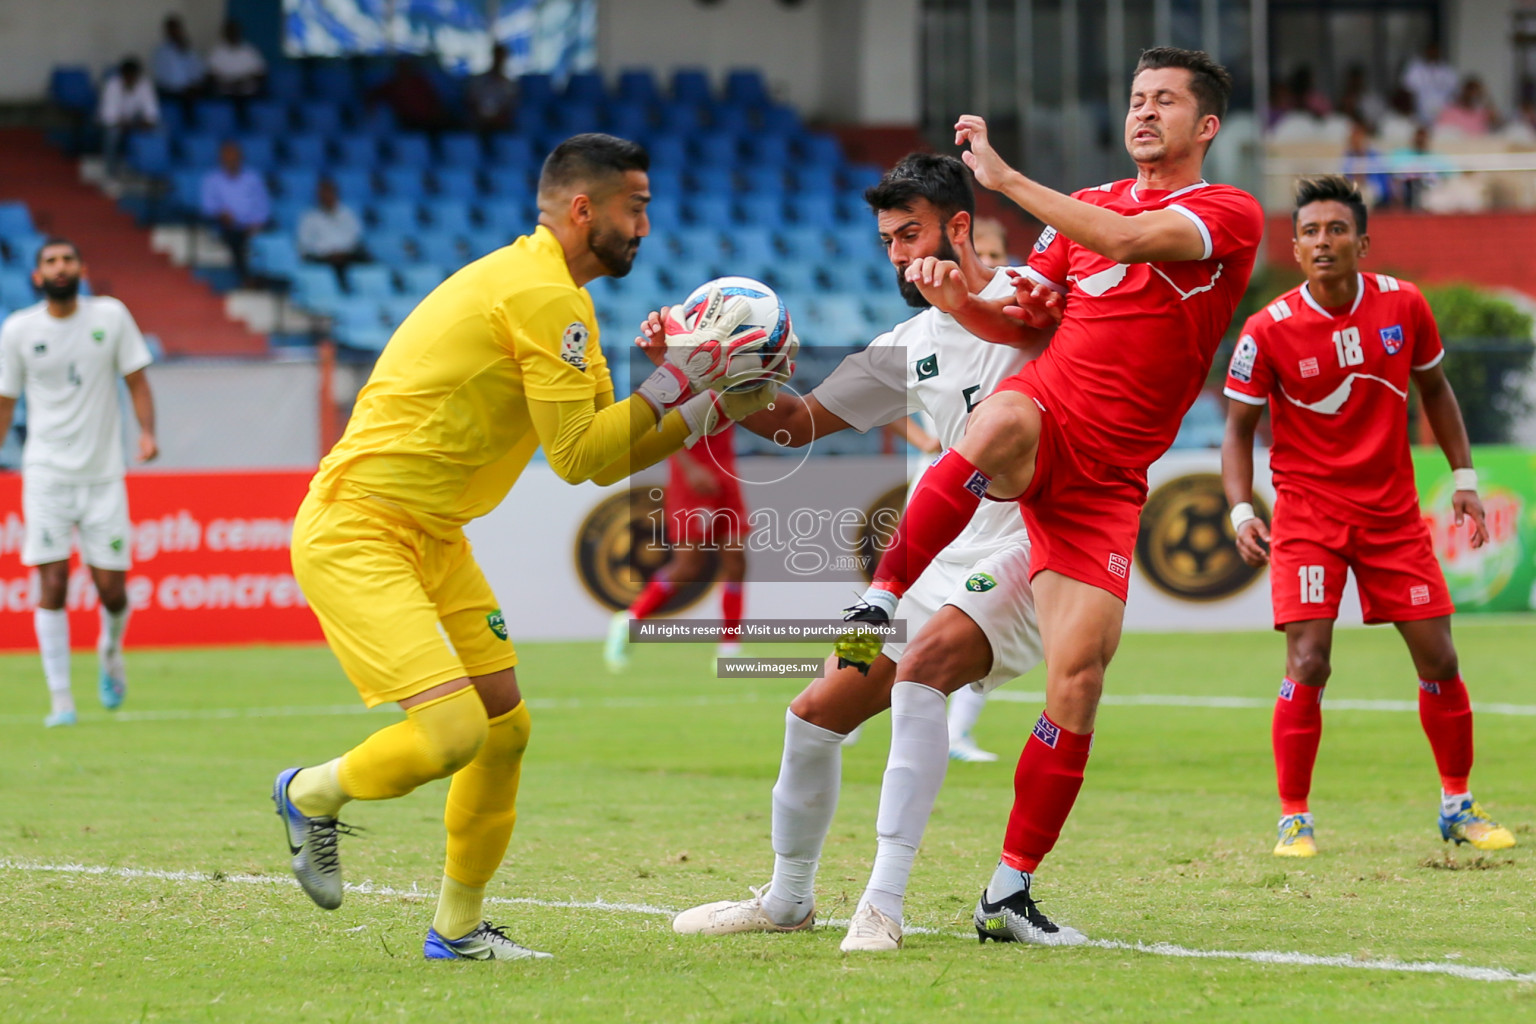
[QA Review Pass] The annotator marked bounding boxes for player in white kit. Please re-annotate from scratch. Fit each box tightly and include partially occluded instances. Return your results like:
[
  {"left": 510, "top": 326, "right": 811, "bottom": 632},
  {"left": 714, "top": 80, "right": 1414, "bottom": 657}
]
[
  {"left": 667, "top": 154, "right": 1065, "bottom": 951},
  {"left": 0, "top": 239, "right": 158, "bottom": 726}
]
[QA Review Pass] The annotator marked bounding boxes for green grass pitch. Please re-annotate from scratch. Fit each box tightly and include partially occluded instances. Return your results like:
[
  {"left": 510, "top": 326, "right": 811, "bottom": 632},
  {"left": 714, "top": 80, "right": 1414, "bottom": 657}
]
[{"left": 1, "top": 623, "right": 1533, "bottom": 1022}]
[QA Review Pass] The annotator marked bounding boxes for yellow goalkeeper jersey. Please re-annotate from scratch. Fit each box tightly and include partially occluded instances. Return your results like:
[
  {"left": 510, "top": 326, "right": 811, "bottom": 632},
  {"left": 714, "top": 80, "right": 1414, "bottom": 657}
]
[{"left": 309, "top": 225, "right": 610, "bottom": 537}]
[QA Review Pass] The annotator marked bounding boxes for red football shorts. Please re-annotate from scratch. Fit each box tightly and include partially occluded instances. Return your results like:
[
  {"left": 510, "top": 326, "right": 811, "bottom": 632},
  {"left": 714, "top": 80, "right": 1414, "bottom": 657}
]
[
  {"left": 991, "top": 377, "right": 1148, "bottom": 602},
  {"left": 665, "top": 481, "right": 749, "bottom": 548},
  {"left": 1269, "top": 491, "right": 1454, "bottom": 627}
]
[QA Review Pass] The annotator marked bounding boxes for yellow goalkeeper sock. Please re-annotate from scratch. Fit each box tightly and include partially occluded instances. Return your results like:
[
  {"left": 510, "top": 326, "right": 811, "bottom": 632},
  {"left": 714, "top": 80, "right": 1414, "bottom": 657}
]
[
  {"left": 288, "top": 757, "right": 349, "bottom": 818},
  {"left": 337, "top": 686, "right": 489, "bottom": 802},
  {"left": 436, "top": 700, "right": 531, "bottom": 937}
]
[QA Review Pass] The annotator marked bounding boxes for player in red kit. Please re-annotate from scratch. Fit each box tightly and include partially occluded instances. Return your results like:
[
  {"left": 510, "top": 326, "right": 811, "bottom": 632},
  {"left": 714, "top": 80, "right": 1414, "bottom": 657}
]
[
  {"left": 606, "top": 422, "right": 748, "bottom": 669},
  {"left": 1221, "top": 175, "right": 1515, "bottom": 857},
  {"left": 834, "top": 47, "right": 1265, "bottom": 943}
]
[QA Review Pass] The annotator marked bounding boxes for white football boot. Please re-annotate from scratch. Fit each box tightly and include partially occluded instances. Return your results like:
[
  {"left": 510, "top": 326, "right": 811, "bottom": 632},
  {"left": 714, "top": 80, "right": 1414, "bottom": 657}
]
[
  {"left": 672, "top": 885, "right": 814, "bottom": 935},
  {"left": 839, "top": 903, "right": 902, "bottom": 952}
]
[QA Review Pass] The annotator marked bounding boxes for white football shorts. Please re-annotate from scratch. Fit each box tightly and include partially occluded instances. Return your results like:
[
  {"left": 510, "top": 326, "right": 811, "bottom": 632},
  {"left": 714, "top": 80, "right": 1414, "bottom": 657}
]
[
  {"left": 882, "top": 539, "right": 1042, "bottom": 694},
  {"left": 22, "top": 475, "right": 133, "bottom": 571}
]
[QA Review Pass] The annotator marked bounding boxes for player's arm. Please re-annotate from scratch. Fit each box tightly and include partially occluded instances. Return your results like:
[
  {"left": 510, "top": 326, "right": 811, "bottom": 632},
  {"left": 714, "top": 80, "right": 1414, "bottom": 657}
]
[
  {"left": 1221, "top": 397, "right": 1271, "bottom": 567},
  {"left": 955, "top": 115, "right": 1207, "bottom": 264},
  {"left": 0, "top": 395, "right": 15, "bottom": 450},
  {"left": 736, "top": 390, "right": 851, "bottom": 448},
  {"left": 902, "top": 256, "right": 1061, "bottom": 348},
  {"left": 123, "top": 368, "right": 158, "bottom": 462},
  {"left": 1413, "top": 361, "right": 1488, "bottom": 548},
  {"left": 883, "top": 415, "right": 941, "bottom": 454}
]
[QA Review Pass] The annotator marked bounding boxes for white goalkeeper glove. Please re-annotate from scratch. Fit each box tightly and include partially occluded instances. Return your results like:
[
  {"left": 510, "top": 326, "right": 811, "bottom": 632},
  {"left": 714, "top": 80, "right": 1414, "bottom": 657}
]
[{"left": 664, "top": 285, "right": 762, "bottom": 391}]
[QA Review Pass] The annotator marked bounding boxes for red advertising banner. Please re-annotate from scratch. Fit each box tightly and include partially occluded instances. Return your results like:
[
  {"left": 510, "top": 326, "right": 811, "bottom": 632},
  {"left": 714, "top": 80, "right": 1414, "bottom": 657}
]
[{"left": 0, "top": 470, "right": 323, "bottom": 649}]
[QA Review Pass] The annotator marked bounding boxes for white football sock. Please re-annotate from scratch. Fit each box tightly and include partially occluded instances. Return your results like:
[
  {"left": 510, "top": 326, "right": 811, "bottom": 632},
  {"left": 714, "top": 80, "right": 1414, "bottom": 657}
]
[
  {"left": 986, "top": 862, "right": 1031, "bottom": 904},
  {"left": 35, "top": 608, "right": 73, "bottom": 715},
  {"left": 763, "top": 708, "right": 845, "bottom": 926},
  {"left": 858, "top": 681, "right": 949, "bottom": 924},
  {"left": 947, "top": 684, "right": 988, "bottom": 745},
  {"left": 1442, "top": 790, "right": 1472, "bottom": 816},
  {"left": 98, "top": 603, "right": 130, "bottom": 657}
]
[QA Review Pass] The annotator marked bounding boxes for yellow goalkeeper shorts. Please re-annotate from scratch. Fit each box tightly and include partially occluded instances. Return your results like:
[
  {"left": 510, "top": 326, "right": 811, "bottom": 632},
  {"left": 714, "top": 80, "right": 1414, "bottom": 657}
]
[{"left": 291, "top": 492, "right": 518, "bottom": 707}]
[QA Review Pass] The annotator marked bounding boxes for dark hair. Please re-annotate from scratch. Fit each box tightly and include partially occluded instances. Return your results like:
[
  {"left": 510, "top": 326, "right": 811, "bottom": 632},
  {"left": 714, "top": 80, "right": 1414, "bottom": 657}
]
[
  {"left": 538, "top": 133, "right": 649, "bottom": 197},
  {"left": 1133, "top": 47, "right": 1233, "bottom": 121},
  {"left": 35, "top": 237, "right": 80, "bottom": 265},
  {"left": 863, "top": 152, "right": 975, "bottom": 226},
  {"left": 1292, "top": 175, "right": 1369, "bottom": 234},
  {"left": 121, "top": 57, "right": 142, "bottom": 78}
]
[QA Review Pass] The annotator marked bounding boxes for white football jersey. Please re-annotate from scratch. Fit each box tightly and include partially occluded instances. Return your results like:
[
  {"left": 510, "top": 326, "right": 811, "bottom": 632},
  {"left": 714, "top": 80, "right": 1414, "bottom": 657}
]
[
  {"left": 0, "top": 297, "right": 152, "bottom": 482},
  {"left": 811, "top": 267, "right": 1034, "bottom": 563}
]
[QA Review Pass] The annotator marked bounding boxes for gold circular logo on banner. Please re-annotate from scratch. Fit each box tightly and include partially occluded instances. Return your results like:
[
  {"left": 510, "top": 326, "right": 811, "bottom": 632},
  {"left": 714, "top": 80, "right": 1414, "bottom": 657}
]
[
  {"left": 854, "top": 484, "right": 909, "bottom": 583},
  {"left": 574, "top": 487, "right": 717, "bottom": 613},
  {"left": 1136, "top": 473, "right": 1268, "bottom": 602}
]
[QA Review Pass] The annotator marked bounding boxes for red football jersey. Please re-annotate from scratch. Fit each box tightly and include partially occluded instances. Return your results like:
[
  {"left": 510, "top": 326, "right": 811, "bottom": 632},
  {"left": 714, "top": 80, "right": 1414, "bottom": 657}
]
[
  {"left": 1223, "top": 273, "right": 1445, "bottom": 526},
  {"left": 667, "top": 420, "right": 741, "bottom": 508},
  {"left": 1018, "top": 179, "right": 1264, "bottom": 469}
]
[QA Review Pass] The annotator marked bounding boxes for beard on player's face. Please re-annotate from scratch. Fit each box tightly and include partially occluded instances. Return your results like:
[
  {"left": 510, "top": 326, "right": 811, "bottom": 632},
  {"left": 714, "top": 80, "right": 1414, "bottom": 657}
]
[
  {"left": 38, "top": 270, "right": 81, "bottom": 301},
  {"left": 895, "top": 231, "right": 961, "bottom": 308},
  {"left": 588, "top": 218, "right": 640, "bottom": 278}
]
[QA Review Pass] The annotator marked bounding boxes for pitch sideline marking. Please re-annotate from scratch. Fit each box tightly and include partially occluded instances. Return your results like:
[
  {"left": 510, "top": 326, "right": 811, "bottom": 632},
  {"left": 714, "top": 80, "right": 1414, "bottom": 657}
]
[
  {"left": 4, "top": 860, "right": 1533, "bottom": 984},
  {"left": 5, "top": 690, "right": 1535, "bottom": 727}
]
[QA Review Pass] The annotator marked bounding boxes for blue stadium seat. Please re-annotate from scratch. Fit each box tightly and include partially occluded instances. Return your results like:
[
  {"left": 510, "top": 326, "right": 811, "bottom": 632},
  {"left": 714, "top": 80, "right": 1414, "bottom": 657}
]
[
  {"left": 691, "top": 132, "right": 742, "bottom": 169},
  {"left": 249, "top": 233, "right": 300, "bottom": 282},
  {"left": 684, "top": 194, "right": 734, "bottom": 227},
  {"left": 167, "top": 170, "right": 205, "bottom": 218},
  {"left": 646, "top": 136, "right": 687, "bottom": 168},
  {"left": 269, "top": 197, "right": 306, "bottom": 231},
  {"left": 291, "top": 265, "right": 343, "bottom": 315},
  {"left": 830, "top": 223, "right": 883, "bottom": 260},
  {"left": 355, "top": 106, "right": 398, "bottom": 136},
  {"left": 646, "top": 167, "right": 683, "bottom": 197},
  {"left": 295, "top": 103, "right": 345, "bottom": 136},
  {"left": 126, "top": 134, "right": 171, "bottom": 178},
  {"left": 463, "top": 229, "right": 505, "bottom": 260},
  {"left": 480, "top": 198, "right": 529, "bottom": 235},
  {"left": 192, "top": 100, "right": 238, "bottom": 138},
  {"left": 489, "top": 135, "right": 536, "bottom": 166},
  {"left": 0, "top": 276, "right": 37, "bottom": 309},
  {"left": 397, "top": 263, "right": 446, "bottom": 299},
  {"left": 842, "top": 163, "right": 884, "bottom": 192},
  {"left": 766, "top": 263, "right": 821, "bottom": 299},
  {"left": 177, "top": 134, "right": 221, "bottom": 170},
  {"left": 428, "top": 200, "right": 474, "bottom": 236},
  {"left": 266, "top": 63, "right": 304, "bottom": 103},
  {"left": 724, "top": 70, "right": 769, "bottom": 108},
  {"left": 333, "top": 134, "right": 380, "bottom": 167},
  {"left": 245, "top": 100, "right": 289, "bottom": 136},
  {"left": 761, "top": 105, "right": 802, "bottom": 136},
  {"left": 824, "top": 261, "right": 881, "bottom": 293},
  {"left": 438, "top": 133, "right": 483, "bottom": 168},
  {"left": 235, "top": 135, "right": 277, "bottom": 172},
  {"left": 727, "top": 227, "right": 778, "bottom": 267},
  {"left": 803, "top": 295, "right": 868, "bottom": 347},
  {"left": 347, "top": 264, "right": 394, "bottom": 298},
  {"left": 645, "top": 196, "right": 683, "bottom": 231},
  {"left": 558, "top": 104, "right": 604, "bottom": 136},
  {"left": 798, "top": 134, "right": 843, "bottom": 166},
  {"left": 433, "top": 167, "right": 477, "bottom": 198},
  {"left": 515, "top": 104, "right": 559, "bottom": 138},
  {"left": 328, "top": 168, "right": 375, "bottom": 206},
  {"left": 389, "top": 134, "right": 432, "bottom": 168},
  {"left": 517, "top": 74, "right": 556, "bottom": 106},
  {"left": 602, "top": 263, "right": 667, "bottom": 299},
  {"left": 686, "top": 168, "right": 734, "bottom": 195},
  {"left": 275, "top": 167, "right": 320, "bottom": 201},
  {"left": 280, "top": 133, "right": 326, "bottom": 168},
  {"left": 670, "top": 227, "right": 725, "bottom": 263},
  {"left": 616, "top": 69, "right": 661, "bottom": 104},
  {"left": 658, "top": 103, "right": 705, "bottom": 135},
  {"left": 382, "top": 294, "right": 420, "bottom": 325},
  {"left": 740, "top": 167, "right": 786, "bottom": 196},
  {"left": 483, "top": 167, "right": 536, "bottom": 198},
  {"left": 793, "top": 166, "right": 838, "bottom": 195},
  {"left": 369, "top": 230, "right": 415, "bottom": 267},
  {"left": 660, "top": 259, "right": 717, "bottom": 294},
  {"left": 308, "top": 63, "right": 359, "bottom": 106},
  {"left": 671, "top": 69, "right": 712, "bottom": 105},
  {"left": 608, "top": 103, "right": 653, "bottom": 141},
  {"left": 564, "top": 71, "right": 606, "bottom": 104},
  {"left": 48, "top": 66, "right": 96, "bottom": 115},
  {"left": 867, "top": 293, "right": 915, "bottom": 329},
  {"left": 775, "top": 225, "right": 831, "bottom": 260},
  {"left": 734, "top": 198, "right": 787, "bottom": 228},
  {"left": 368, "top": 199, "right": 419, "bottom": 233},
  {"left": 414, "top": 232, "right": 464, "bottom": 268},
  {"left": 379, "top": 166, "right": 427, "bottom": 197},
  {"left": 157, "top": 102, "right": 186, "bottom": 138},
  {"left": 792, "top": 194, "right": 838, "bottom": 227},
  {"left": 333, "top": 300, "right": 392, "bottom": 352},
  {"left": 836, "top": 193, "right": 867, "bottom": 223},
  {"left": 741, "top": 135, "right": 794, "bottom": 167}
]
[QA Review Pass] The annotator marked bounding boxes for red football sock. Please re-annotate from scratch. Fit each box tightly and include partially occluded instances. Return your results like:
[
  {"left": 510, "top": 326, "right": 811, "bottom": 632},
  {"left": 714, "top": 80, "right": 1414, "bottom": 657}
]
[
  {"left": 1418, "top": 675, "right": 1473, "bottom": 794},
  {"left": 720, "top": 582, "right": 743, "bottom": 641},
  {"left": 870, "top": 450, "right": 989, "bottom": 598},
  {"left": 629, "top": 577, "right": 674, "bottom": 620},
  {"left": 1272, "top": 677, "right": 1324, "bottom": 815},
  {"left": 999, "top": 713, "right": 1093, "bottom": 872}
]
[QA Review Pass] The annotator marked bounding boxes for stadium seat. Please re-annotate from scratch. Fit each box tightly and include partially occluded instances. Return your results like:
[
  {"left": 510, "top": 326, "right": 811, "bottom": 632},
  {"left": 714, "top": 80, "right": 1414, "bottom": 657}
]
[
  {"left": 761, "top": 105, "right": 802, "bottom": 137},
  {"left": 382, "top": 294, "right": 420, "bottom": 325},
  {"left": 295, "top": 103, "right": 345, "bottom": 136},
  {"left": 126, "top": 134, "right": 171, "bottom": 178},
  {"left": 328, "top": 168, "right": 375, "bottom": 206},
  {"left": 266, "top": 63, "right": 304, "bottom": 103},
  {"left": 803, "top": 295, "right": 868, "bottom": 346},
  {"left": 347, "top": 264, "right": 394, "bottom": 298},
  {"left": 564, "top": 71, "right": 606, "bottom": 104},
  {"left": 724, "top": 69, "right": 769, "bottom": 108},
  {"left": 483, "top": 167, "right": 537, "bottom": 199},
  {"left": 368, "top": 199, "right": 419, "bottom": 233},
  {"left": 646, "top": 167, "right": 683, "bottom": 197},
  {"left": 368, "top": 230, "right": 415, "bottom": 267},
  {"left": 727, "top": 227, "right": 778, "bottom": 267},
  {"left": 269, "top": 197, "right": 306, "bottom": 231},
  {"left": 646, "top": 136, "right": 687, "bottom": 168},
  {"left": 275, "top": 167, "right": 321, "bottom": 201},
  {"left": 671, "top": 69, "right": 712, "bottom": 105},
  {"left": 389, "top": 134, "right": 432, "bottom": 168},
  {"left": 479, "top": 198, "right": 527, "bottom": 235},
  {"left": 489, "top": 134, "right": 536, "bottom": 166},
  {"left": 518, "top": 73, "right": 556, "bottom": 106},
  {"left": 687, "top": 168, "right": 734, "bottom": 195},
  {"left": 645, "top": 196, "right": 683, "bottom": 231},
  {"left": 463, "top": 229, "right": 505, "bottom": 260},
  {"left": 516, "top": 104, "right": 559, "bottom": 138},
  {"left": 608, "top": 104, "right": 653, "bottom": 141},
  {"left": 793, "top": 166, "right": 838, "bottom": 194},
  {"left": 740, "top": 167, "right": 787, "bottom": 196},
  {"left": 192, "top": 100, "right": 238, "bottom": 138},
  {"left": 333, "top": 134, "right": 381, "bottom": 167},
  {"left": 177, "top": 134, "right": 221, "bottom": 170},
  {"left": 842, "top": 163, "right": 883, "bottom": 191},
  {"left": 0, "top": 275, "right": 37, "bottom": 309},
  {"left": 307, "top": 62, "right": 359, "bottom": 107},
  {"left": 245, "top": 100, "right": 289, "bottom": 136},
  {"left": 658, "top": 103, "right": 705, "bottom": 135},
  {"left": 559, "top": 103, "right": 604, "bottom": 136},
  {"left": 766, "top": 262, "right": 820, "bottom": 299},
  {"left": 333, "top": 304, "right": 392, "bottom": 352},
  {"left": 235, "top": 135, "right": 277, "bottom": 172},
  {"left": 775, "top": 225, "right": 831, "bottom": 260},
  {"left": 741, "top": 135, "right": 794, "bottom": 168},
  {"left": 735, "top": 198, "right": 788, "bottom": 228},
  {"left": 836, "top": 193, "right": 869, "bottom": 223},
  {"left": 291, "top": 265, "right": 344, "bottom": 314},
  {"left": 396, "top": 263, "right": 445, "bottom": 300},
  {"left": 48, "top": 66, "right": 96, "bottom": 115},
  {"left": 799, "top": 134, "right": 843, "bottom": 166},
  {"left": 280, "top": 133, "right": 326, "bottom": 168},
  {"left": 824, "top": 261, "right": 881, "bottom": 293},
  {"left": 660, "top": 259, "right": 716, "bottom": 294},
  {"left": 830, "top": 223, "right": 883, "bottom": 260},
  {"left": 167, "top": 170, "right": 205, "bottom": 219},
  {"left": 793, "top": 194, "right": 839, "bottom": 227},
  {"left": 249, "top": 233, "right": 301, "bottom": 282},
  {"left": 428, "top": 201, "right": 474, "bottom": 236},
  {"left": 685, "top": 194, "right": 734, "bottom": 227},
  {"left": 415, "top": 232, "right": 464, "bottom": 268},
  {"left": 433, "top": 167, "right": 477, "bottom": 198},
  {"left": 616, "top": 69, "right": 661, "bottom": 104},
  {"left": 438, "top": 133, "right": 483, "bottom": 168},
  {"left": 355, "top": 106, "right": 398, "bottom": 136},
  {"left": 379, "top": 166, "right": 427, "bottom": 197},
  {"left": 669, "top": 227, "right": 725, "bottom": 263}
]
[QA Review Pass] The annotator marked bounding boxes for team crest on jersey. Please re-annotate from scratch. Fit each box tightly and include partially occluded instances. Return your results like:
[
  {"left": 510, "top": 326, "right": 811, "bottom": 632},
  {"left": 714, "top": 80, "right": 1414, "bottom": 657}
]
[
  {"left": 915, "top": 353, "right": 939, "bottom": 380},
  {"left": 1379, "top": 325, "right": 1404, "bottom": 355},
  {"left": 1229, "top": 335, "right": 1257, "bottom": 383},
  {"left": 1032, "top": 714, "right": 1060, "bottom": 748},
  {"left": 91, "top": 329, "right": 105, "bottom": 343},
  {"left": 1033, "top": 225, "right": 1058, "bottom": 254},
  {"left": 33, "top": 342, "right": 46, "bottom": 355},
  {"left": 486, "top": 609, "right": 508, "bottom": 640},
  {"left": 965, "top": 572, "right": 996, "bottom": 593},
  {"left": 1299, "top": 357, "right": 1319, "bottom": 378},
  {"left": 560, "top": 322, "right": 590, "bottom": 370}
]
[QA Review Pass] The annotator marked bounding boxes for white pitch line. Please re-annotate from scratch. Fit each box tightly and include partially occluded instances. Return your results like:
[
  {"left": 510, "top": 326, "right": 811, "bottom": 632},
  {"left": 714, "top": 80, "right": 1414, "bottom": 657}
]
[
  {"left": 4, "top": 860, "right": 1533, "bottom": 985},
  {"left": 4, "top": 691, "right": 1535, "bottom": 728}
]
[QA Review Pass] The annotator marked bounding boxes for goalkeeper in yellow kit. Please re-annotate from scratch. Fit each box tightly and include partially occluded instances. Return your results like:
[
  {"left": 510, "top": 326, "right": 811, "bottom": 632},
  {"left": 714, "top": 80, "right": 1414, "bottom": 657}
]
[{"left": 272, "top": 134, "right": 790, "bottom": 961}]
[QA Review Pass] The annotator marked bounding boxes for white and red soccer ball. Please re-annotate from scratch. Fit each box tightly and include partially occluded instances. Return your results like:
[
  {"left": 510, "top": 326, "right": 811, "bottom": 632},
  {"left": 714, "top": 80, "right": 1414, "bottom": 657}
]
[{"left": 666, "top": 276, "right": 794, "bottom": 392}]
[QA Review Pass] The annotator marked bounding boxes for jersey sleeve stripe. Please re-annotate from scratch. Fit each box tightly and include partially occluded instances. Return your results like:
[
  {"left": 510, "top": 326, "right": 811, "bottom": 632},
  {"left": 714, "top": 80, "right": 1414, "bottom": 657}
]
[
  {"left": 1267, "top": 298, "right": 1293, "bottom": 322},
  {"left": 1167, "top": 204, "right": 1213, "bottom": 261},
  {"left": 1222, "top": 386, "right": 1267, "bottom": 406},
  {"left": 1376, "top": 273, "right": 1400, "bottom": 292},
  {"left": 1412, "top": 349, "right": 1446, "bottom": 371},
  {"left": 1019, "top": 266, "right": 1068, "bottom": 294}
]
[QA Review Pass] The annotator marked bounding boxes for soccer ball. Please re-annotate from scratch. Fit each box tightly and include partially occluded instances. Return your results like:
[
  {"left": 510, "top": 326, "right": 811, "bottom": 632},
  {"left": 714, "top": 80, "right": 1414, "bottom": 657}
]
[{"left": 671, "top": 276, "right": 793, "bottom": 392}]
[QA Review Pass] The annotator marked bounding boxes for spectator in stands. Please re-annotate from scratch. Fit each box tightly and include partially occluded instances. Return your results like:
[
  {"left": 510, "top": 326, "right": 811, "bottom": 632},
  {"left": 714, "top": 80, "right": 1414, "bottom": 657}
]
[
  {"left": 1342, "top": 119, "right": 1392, "bottom": 208},
  {"left": 1436, "top": 76, "right": 1499, "bottom": 137},
  {"left": 465, "top": 43, "right": 517, "bottom": 132},
  {"left": 1402, "top": 42, "right": 1459, "bottom": 126},
  {"left": 1337, "top": 65, "right": 1385, "bottom": 133},
  {"left": 971, "top": 217, "right": 1010, "bottom": 269},
  {"left": 152, "top": 14, "right": 206, "bottom": 105},
  {"left": 98, "top": 57, "right": 159, "bottom": 178},
  {"left": 368, "top": 56, "right": 450, "bottom": 132},
  {"left": 1266, "top": 80, "right": 1297, "bottom": 131},
  {"left": 298, "top": 178, "right": 367, "bottom": 287},
  {"left": 1390, "top": 125, "right": 1451, "bottom": 210},
  {"left": 1289, "top": 65, "right": 1331, "bottom": 119},
  {"left": 207, "top": 19, "right": 266, "bottom": 98},
  {"left": 200, "top": 140, "right": 270, "bottom": 286}
]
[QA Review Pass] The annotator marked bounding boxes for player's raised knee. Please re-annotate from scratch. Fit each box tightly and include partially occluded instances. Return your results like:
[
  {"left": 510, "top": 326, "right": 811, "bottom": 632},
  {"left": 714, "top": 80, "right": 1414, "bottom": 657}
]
[
  {"left": 1287, "top": 648, "right": 1331, "bottom": 688},
  {"left": 414, "top": 688, "right": 492, "bottom": 776}
]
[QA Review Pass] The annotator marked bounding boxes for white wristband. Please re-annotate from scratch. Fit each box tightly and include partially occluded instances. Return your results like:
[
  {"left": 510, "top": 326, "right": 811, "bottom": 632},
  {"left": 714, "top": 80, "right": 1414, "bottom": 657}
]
[
  {"left": 1452, "top": 468, "right": 1477, "bottom": 492},
  {"left": 1229, "top": 501, "right": 1257, "bottom": 533}
]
